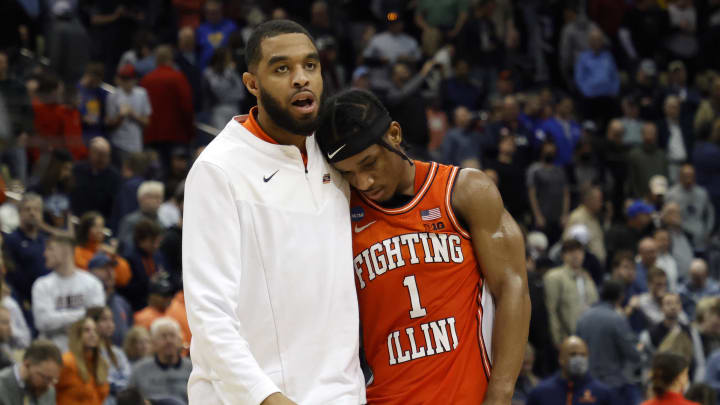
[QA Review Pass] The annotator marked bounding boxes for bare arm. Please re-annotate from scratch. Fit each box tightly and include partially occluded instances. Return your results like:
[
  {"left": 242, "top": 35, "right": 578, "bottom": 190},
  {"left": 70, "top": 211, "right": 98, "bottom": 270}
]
[
  {"left": 449, "top": 11, "right": 469, "bottom": 37},
  {"left": 527, "top": 185, "right": 545, "bottom": 228},
  {"left": 415, "top": 10, "right": 430, "bottom": 31},
  {"left": 452, "top": 169, "right": 530, "bottom": 404}
]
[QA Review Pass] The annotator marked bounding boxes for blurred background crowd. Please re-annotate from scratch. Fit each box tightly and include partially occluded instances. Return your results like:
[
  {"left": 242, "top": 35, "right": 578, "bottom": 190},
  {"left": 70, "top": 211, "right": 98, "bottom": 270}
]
[{"left": 3, "top": 0, "right": 720, "bottom": 404}]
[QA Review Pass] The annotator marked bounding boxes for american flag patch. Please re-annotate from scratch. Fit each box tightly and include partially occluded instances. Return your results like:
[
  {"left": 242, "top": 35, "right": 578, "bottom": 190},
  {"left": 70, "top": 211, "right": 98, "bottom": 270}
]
[
  {"left": 322, "top": 173, "right": 331, "bottom": 184},
  {"left": 420, "top": 207, "right": 441, "bottom": 221}
]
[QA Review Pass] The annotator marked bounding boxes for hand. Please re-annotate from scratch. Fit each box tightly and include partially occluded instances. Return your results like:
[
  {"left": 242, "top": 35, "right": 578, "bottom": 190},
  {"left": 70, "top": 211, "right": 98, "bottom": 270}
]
[
  {"left": 420, "top": 59, "right": 438, "bottom": 76},
  {"left": 260, "top": 393, "right": 297, "bottom": 405},
  {"left": 99, "top": 243, "right": 117, "bottom": 256},
  {"left": 119, "top": 104, "right": 131, "bottom": 117}
]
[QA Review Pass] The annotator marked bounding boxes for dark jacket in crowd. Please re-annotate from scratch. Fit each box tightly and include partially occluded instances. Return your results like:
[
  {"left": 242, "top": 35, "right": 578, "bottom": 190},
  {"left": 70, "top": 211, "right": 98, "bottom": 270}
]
[
  {"left": 119, "top": 247, "right": 167, "bottom": 311},
  {"left": 4, "top": 229, "right": 49, "bottom": 305},
  {"left": 71, "top": 162, "right": 122, "bottom": 220},
  {"left": 577, "top": 302, "right": 643, "bottom": 388},
  {"left": 526, "top": 373, "right": 616, "bottom": 405},
  {"left": 110, "top": 176, "right": 144, "bottom": 233}
]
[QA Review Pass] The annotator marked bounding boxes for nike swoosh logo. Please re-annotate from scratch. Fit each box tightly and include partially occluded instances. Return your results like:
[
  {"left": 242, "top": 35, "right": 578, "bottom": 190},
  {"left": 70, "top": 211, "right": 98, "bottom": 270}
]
[
  {"left": 328, "top": 144, "right": 346, "bottom": 159},
  {"left": 354, "top": 221, "right": 376, "bottom": 233},
  {"left": 263, "top": 170, "right": 279, "bottom": 182}
]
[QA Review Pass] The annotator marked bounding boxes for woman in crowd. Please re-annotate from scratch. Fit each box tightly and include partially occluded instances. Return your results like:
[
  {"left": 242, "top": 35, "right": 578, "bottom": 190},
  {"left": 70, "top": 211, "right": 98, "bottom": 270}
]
[
  {"left": 56, "top": 316, "right": 110, "bottom": 405},
  {"left": 75, "top": 211, "right": 132, "bottom": 288},
  {"left": 123, "top": 325, "right": 151, "bottom": 364},
  {"left": 642, "top": 352, "right": 699, "bottom": 405},
  {"left": 88, "top": 306, "right": 132, "bottom": 405}
]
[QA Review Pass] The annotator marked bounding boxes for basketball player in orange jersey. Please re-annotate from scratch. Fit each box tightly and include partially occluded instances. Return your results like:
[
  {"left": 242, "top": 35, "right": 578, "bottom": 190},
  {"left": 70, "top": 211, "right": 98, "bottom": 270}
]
[{"left": 315, "top": 89, "right": 531, "bottom": 405}]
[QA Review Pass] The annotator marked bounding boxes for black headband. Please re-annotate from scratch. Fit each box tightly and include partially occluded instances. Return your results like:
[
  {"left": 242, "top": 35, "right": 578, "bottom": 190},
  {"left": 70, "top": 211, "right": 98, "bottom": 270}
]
[{"left": 323, "top": 101, "right": 393, "bottom": 163}]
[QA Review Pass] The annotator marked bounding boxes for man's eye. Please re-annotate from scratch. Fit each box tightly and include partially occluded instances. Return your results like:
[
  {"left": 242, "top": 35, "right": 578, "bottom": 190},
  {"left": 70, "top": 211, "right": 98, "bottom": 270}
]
[
  {"left": 276, "top": 66, "right": 289, "bottom": 73},
  {"left": 306, "top": 62, "right": 316, "bottom": 70}
]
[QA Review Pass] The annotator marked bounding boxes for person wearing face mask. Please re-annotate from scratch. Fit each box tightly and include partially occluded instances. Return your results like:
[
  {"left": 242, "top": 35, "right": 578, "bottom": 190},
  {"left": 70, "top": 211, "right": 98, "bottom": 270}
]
[
  {"left": 527, "top": 141, "right": 570, "bottom": 245},
  {"left": 526, "top": 336, "right": 616, "bottom": 405},
  {"left": 643, "top": 352, "right": 698, "bottom": 405}
]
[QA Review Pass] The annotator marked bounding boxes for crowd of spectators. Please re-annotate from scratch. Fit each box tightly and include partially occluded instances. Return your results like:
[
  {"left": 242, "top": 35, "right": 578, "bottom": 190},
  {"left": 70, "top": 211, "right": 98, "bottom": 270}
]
[{"left": 4, "top": 0, "right": 720, "bottom": 404}]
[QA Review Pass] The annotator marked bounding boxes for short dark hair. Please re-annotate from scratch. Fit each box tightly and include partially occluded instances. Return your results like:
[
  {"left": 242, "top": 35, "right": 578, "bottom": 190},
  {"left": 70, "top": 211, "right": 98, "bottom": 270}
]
[
  {"left": 245, "top": 19, "right": 314, "bottom": 71},
  {"left": 600, "top": 279, "right": 624, "bottom": 303},
  {"left": 612, "top": 250, "right": 634, "bottom": 269},
  {"left": 133, "top": 218, "right": 163, "bottom": 244},
  {"left": 24, "top": 339, "right": 62, "bottom": 365},
  {"left": 561, "top": 239, "right": 583, "bottom": 254},
  {"left": 123, "top": 152, "right": 149, "bottom": 177},
  {"left": 651, "top": 352, "right": 689, "bottom": 397}
]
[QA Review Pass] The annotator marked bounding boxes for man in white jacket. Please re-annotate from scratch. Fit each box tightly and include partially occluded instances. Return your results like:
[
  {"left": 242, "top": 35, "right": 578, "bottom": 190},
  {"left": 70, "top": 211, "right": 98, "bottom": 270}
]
[{"left": 182, "top": 20, "right": 366, "bottom": 405}]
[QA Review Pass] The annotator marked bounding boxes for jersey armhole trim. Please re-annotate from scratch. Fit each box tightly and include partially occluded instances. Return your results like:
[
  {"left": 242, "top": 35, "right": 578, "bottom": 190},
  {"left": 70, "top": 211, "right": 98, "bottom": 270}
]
[
  {"left": 446, "top": 166, "right": 471, "bottom": 239},
  {"left": 477, "top": 281, "right": 493, "bottom": 379}
]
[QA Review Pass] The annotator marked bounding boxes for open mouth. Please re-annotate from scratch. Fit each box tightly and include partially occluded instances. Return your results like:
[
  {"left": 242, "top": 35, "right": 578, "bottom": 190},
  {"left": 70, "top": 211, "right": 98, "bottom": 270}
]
[{"left": 290, "top": 92, "right": 316, "bottom": 114}]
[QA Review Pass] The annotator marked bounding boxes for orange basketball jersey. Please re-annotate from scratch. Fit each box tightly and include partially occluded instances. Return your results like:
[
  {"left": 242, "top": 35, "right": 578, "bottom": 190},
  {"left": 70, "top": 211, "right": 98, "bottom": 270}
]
[{"left": 351, "top": 161, "right": 495, "bottom": 404}]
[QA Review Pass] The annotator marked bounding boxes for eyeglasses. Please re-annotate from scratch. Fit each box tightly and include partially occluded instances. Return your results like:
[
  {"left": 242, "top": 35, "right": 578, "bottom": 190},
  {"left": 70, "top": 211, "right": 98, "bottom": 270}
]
[{"left": 30, "top": 367, "right": 59, "bottom": 385}]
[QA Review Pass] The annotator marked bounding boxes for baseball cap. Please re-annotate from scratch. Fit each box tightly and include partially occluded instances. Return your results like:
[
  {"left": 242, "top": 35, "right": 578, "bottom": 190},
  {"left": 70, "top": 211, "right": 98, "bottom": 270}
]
[
  {"left": 117, "top": 64, "right": 137, "bottom": 79},
  {"left": 88, "top": 253, "right": 115, "bottom": 270},
  {"left": 566, "top": 224, "right": 590, "bottom": 246},
  {"left": 352, "top": 66, "right": 370, "bottom": 82},
  {"left": 649, "top": 175, "right": 668, "bottom": 195},
  {"left": 582, "top": 120, "right": 597, "bottom": 133},
  {"left": 149, "top": 278, "right": 174, "bottom": 296},
  {"left": 52, "top": 0, "right": 72, "bottom": 17},
  {"left": 627, "top": 200, "right": 655, "bottom": 219},
  {"left": 639, "top": 59, "right": 657, "bottom": 76},
  {"left": 668, "top": 60, "right": 686, "bottom": 72}
]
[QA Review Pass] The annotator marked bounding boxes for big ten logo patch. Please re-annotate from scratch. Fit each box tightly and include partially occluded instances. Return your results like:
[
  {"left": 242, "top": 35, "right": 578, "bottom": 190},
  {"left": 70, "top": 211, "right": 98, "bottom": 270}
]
[{"left": 423, "top": 221, "right": 445, "bottom": 232}]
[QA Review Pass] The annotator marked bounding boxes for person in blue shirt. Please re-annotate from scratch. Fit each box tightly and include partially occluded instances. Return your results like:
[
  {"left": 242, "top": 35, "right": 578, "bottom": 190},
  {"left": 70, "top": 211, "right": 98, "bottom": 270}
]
[
  {"left": 4, "top": 193, "right": 50, "bottom": 332},
  {"left": 575, "top": 27, "right": 620, "bottom": 99},
  {"left": 575, "top": 27, "right": 621, "bottom": 126},
  {"left": 527, "top": 336, "right": 616, "bottom": 405},
  {"left": 195, "top": 0, "right": 237, "bottom": 72},
  {"left": 538, "top": 96, "right": 581, "bottom": 167},
  {"left": 77, "top": 62, "right": 110, "bottom": 143}
]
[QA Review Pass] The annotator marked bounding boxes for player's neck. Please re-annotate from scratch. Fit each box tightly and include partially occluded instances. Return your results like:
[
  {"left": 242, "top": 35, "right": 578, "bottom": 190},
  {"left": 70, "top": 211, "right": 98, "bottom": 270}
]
[
  {"left": 256, "top": 107, "right": 308, "bottom": 153},
  {"left": 396, "top": 159, "right": 416, "bottom": 196}
]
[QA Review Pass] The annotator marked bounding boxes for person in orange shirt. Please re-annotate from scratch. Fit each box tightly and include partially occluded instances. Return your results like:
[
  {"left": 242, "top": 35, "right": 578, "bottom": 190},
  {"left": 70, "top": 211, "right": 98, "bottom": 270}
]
[
  {"left": 75, "top": 211, "right": 132, "bottom": 287},
  {"left": 165, "top": 290, "right": 191, "bottom": 354},
  {"left": 133, "top": 278, "right": 174, "bottom": 330},
  {"left": 55, "top": 316, "right": 110, "bottom": 405},
  {"left": 642, "top": 352, "right": 699, "bottom": 405}
]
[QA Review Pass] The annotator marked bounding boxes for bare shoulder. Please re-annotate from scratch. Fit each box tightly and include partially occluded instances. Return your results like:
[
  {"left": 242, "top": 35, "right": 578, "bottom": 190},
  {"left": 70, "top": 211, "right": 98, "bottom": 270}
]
[{"left": 451, "top": 168, "right": 504, "bottom": 226}]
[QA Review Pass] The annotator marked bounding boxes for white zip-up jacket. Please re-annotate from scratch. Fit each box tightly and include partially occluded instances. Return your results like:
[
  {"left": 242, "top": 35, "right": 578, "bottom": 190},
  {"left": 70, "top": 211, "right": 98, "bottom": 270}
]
[{"left": 183, "top": 116, "right": 366, "bottom": 405}]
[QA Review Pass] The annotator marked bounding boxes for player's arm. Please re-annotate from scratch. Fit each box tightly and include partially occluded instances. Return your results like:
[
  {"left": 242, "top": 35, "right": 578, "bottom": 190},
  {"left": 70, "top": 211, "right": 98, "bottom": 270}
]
[
  {"left": 452, "top": 168, "right": 530, "bottom": 405},
  {"left": 183, "top": 161, "right": 289, "bottom": 405}
]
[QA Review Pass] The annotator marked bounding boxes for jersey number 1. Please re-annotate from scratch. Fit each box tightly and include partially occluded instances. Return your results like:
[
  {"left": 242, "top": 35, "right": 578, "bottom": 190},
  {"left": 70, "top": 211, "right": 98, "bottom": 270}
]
[{"left": 403, "top": 275, "right": 427, "bottom": 319}]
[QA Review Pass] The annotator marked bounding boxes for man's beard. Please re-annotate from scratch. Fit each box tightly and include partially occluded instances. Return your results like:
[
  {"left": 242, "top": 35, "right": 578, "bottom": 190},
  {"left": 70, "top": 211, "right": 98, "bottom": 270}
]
[{"left": 259, "top": 87, "right": 323, "bottom": 136}]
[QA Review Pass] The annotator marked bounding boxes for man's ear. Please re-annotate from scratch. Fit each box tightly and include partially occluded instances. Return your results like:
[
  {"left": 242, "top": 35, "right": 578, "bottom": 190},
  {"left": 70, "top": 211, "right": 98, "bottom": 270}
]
[
  {"left": 386, "top": 121, "right": 403, "bottom": 147},
  {"left": 242, "top": 72, "right": 259, "bottom": 98}
]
